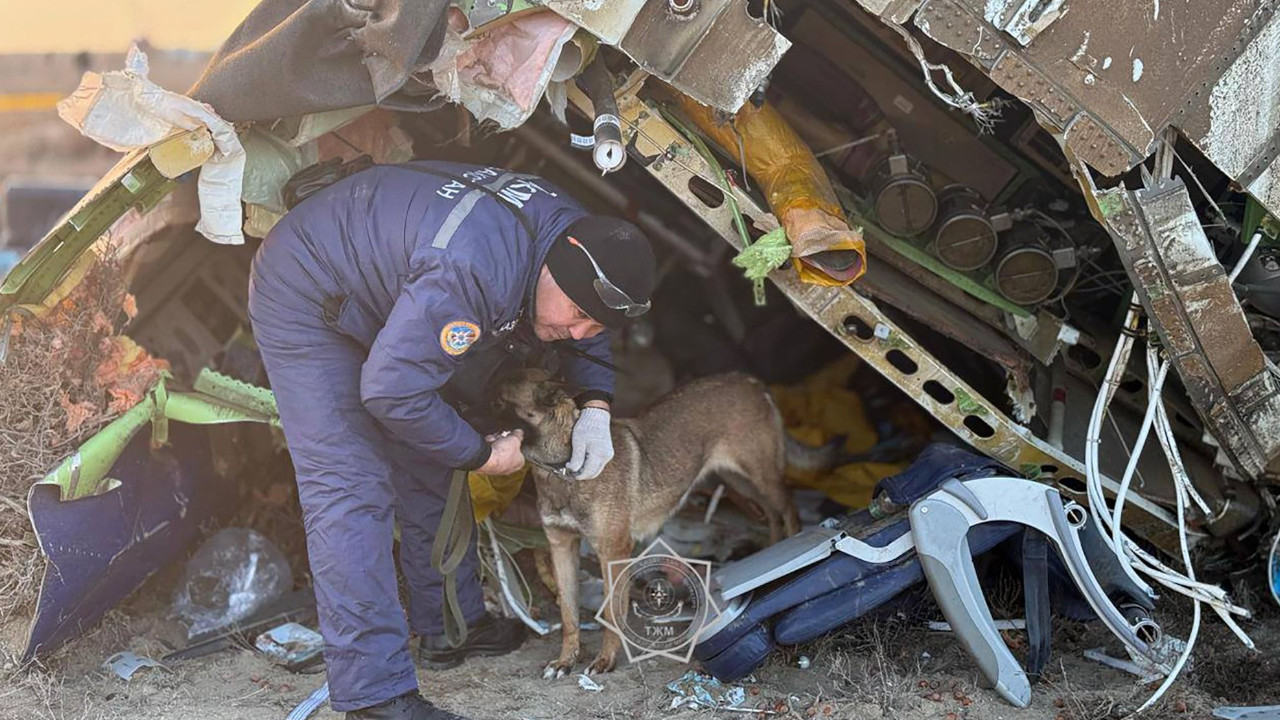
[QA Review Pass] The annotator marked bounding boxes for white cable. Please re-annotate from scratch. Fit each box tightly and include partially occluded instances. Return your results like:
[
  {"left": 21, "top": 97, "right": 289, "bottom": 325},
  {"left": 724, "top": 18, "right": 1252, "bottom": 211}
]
[
  {"left": 1080, "top": 298, "right": 1255, "bottom": 713},
  {"left": 884, "top": 21, "right": 1001, "bottom": 132},
  {"left": 1109, "top": 359, "right": 1171, "bottom": 556},
  {"left": 1137, "top": 423, "right": 1201, "bottom": 713},
  {"left": 483, "top": 519, "right": 557, "bottom": 636},
  {"left": 1229, "top": 230, "right": 1263, "bottom": 284},
  {"left": 1084, "top": 301, "right": 1141, "bottom": 536}
]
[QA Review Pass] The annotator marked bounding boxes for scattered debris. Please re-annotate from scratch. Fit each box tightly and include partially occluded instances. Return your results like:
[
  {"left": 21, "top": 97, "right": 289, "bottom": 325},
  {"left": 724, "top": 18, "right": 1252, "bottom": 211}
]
[
  {"left": 172, "top": 528, "right": 294, "bottom": 638},
  {"left": 576, "top": 674, "right": 603, "bottom": 693},
  {"left": 286, "top": 682, "right": 330, "bottom": 720},
  {"left": 1084, "top": 634, "right": 1190, "bottom": 684},
  {"left": 163, "top": 587, "right": 316, "bottom": 662},
  {"left": 928, "top": 619, "right": 1026, "bottom": 633},
  {"left": 102, "top": 651, "right": 165, "bottom": 681},
  {"left": 254, "top": 622, "right": 324, "bottom": 672},
  {"left": 667, "top": 670, "right": 747, "bottom": 711},
  {"left": 1214, "top": 706, "right": 1280, "bottom": 720}
]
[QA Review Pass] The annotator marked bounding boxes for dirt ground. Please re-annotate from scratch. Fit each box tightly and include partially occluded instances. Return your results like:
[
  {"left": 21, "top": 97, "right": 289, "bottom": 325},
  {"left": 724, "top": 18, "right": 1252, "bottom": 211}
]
[{"left": 4, "top": 559, "right": 1280, "bottom": 720}]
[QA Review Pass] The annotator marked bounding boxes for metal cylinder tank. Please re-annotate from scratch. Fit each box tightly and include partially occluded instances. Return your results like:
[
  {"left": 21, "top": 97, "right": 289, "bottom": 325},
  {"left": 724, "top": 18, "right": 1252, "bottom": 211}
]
[
  {"left": 995, "top": 223, "right": 1059, "bottom": 306},
  {"left": 932, "top": 185, "right": 997, "bottom": 271},
  {"left": 869, "top": 153, "right": 937, "bottom": 237}
]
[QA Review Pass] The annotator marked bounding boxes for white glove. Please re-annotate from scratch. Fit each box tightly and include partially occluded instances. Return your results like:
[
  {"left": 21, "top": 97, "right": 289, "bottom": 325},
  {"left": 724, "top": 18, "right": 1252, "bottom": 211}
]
[{"left": 565, "top": 407, "right": 613, "bottom": 480}]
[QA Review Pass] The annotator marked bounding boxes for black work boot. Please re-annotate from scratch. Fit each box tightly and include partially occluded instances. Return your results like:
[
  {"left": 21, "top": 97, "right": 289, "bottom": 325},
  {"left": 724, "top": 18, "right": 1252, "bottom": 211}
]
[
  {"left": 417, "top": 612, "right": 528, "bottom": 670},
  {"left": 345, "top": 691, "right": 468, "bottom": 720}
]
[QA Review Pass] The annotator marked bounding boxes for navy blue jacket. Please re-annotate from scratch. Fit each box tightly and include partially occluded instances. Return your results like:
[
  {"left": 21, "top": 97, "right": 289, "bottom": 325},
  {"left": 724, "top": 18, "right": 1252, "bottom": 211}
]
[{"left": 262, "top": 161, "right": 614, "bottom": 470}]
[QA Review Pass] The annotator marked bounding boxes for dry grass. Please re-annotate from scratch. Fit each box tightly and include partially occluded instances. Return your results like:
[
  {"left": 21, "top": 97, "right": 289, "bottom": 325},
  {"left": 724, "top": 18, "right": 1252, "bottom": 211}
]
[
  {"left": 768, "top": 612, "right": 926, "bottom": 716},
  {"left": 0, "top": 244, "right": 163, "bottom": 624}
]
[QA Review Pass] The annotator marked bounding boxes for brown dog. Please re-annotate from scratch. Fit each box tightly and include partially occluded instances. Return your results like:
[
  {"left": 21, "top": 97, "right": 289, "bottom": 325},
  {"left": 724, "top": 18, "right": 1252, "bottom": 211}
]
[{"left": 492, "top": 369, "right": 799, "bottom": 678}]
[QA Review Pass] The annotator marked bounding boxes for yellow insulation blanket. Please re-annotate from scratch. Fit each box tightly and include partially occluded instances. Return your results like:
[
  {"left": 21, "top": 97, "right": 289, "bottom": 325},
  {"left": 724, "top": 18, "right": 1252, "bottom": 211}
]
[
  {"left": 671, "top": 92, "right": 866, "bottom": 287},
  {"left": 772, "top": 357, "right": 907, "bottom": 509}
]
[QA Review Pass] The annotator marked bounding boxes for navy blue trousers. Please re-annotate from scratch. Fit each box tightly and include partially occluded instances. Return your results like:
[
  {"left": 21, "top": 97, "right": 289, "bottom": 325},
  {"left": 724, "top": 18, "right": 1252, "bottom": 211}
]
[{"left": 248, "top": 272, "right": 485, "bottom": 712}]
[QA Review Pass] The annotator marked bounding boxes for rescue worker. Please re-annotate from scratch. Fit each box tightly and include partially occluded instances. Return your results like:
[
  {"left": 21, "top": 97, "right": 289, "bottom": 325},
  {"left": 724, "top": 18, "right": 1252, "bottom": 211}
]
[{"left": 247, "top": 161, "right": 657, "bottom": 720}]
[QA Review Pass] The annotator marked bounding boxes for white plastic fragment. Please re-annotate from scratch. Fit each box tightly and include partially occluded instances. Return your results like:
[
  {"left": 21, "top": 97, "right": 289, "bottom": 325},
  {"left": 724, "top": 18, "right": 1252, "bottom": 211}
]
[
  {"left": 56, "top": 44, "right": 246, "bottom": 245},
  {"left": 928, "top": 619, "right": 1026, "bottom": 632},
  {"left": 103, "top": 651, "right": 165, "bottom": 681},
  {"left": 577, "top": 674, "right": 604, "bottom": 692}
]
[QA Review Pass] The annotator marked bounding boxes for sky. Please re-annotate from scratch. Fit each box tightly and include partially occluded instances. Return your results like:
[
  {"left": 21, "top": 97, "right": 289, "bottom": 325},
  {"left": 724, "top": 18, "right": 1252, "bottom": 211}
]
[{"left": 0, "top": 0, "right": 259, "bottom": 53}]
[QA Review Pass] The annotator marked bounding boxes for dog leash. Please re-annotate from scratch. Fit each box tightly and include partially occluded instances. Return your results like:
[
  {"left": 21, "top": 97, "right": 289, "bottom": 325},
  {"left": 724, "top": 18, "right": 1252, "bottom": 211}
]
[{"left": 431, "top": 469, "right": 474, "bottom": 648}]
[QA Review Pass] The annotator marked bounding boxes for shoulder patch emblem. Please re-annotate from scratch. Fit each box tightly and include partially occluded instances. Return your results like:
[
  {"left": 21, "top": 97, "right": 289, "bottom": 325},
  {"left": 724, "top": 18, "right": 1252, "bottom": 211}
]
[{"left": 440, "top": 320, "right": 481, "bottom": 356}]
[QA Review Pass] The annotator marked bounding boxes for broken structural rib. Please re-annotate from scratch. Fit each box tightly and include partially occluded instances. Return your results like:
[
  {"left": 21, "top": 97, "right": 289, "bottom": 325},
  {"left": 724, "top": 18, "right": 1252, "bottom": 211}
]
[{"left": 1096, "top": 179, "right": 1280, "bottom": 478}]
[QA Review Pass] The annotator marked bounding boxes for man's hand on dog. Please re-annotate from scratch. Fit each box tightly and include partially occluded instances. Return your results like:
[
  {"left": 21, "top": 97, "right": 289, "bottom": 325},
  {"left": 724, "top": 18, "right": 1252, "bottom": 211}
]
[
  {"left": 566, "top": 402, "right": 613, "bottom": 480},
  {"left": 478, "top": 429, "right": 525, "bottom": 475}
]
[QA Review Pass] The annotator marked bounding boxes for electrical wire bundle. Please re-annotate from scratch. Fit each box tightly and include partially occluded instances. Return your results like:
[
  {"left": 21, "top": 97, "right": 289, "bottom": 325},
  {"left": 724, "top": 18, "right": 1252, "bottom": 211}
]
[{"left": 1084, "top": 242, "right": 1261, "bottom": 711}]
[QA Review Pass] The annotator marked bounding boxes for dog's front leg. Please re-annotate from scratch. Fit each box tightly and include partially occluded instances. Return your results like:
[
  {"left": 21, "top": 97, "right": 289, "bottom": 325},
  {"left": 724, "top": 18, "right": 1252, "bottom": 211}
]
[
  {"left": 586, "top": 530, "right": 634, "bottom": 675},
  {"left": 542, "top": 525, "right": 581, "bottom": 679}
]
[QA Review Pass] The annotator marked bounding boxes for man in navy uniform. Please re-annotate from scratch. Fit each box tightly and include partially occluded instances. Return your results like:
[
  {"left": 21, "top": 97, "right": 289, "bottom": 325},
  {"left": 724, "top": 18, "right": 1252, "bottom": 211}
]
[{"left": 248, "top": 161, "right": 656, "bottom": 720}]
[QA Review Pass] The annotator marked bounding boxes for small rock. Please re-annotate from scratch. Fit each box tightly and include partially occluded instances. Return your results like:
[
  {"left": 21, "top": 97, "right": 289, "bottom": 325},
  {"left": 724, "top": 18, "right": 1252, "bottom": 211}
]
[{"left": 1174, "top": 700, "right": 1187, "bottom": 713}]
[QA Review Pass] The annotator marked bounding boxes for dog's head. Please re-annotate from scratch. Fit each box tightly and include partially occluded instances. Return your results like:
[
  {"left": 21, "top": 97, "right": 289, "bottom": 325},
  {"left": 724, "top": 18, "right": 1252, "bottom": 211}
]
[{"left": 490, "top": 368, "right": 578, "bottom": 467}]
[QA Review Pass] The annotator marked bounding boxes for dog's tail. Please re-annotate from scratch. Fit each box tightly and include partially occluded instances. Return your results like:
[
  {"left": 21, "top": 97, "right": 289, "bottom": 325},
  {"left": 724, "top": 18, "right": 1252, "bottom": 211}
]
[{"left": 761, "top": 387, "right": 788, "bottom": 478}]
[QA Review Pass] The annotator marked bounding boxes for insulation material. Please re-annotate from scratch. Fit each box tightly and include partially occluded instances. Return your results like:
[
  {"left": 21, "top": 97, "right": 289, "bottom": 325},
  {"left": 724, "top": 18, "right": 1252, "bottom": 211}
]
[
  {"left": 240, "top": 128, "right": 319, "bottom": 239},
  {"left": 56, "top": 45, "right": 246, "bottom": 245},
  {"left": 314, "top": 108, "right": 416, "bottom": 164},
  {"left": 771, "top": 357, "right": 909, "bottom": 510},
  {"left": 428, "top": 10, "right": 578, "bottom": 130},
  {"left": 671, "top": 92, "right": 866, "bottom": 286},
  {"left": 242, "top": 109, "right": 414, "bottom": 238}
]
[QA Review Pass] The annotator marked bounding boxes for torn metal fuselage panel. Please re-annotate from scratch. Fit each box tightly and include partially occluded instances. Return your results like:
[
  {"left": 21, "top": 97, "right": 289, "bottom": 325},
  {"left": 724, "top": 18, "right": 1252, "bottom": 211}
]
[
  {"left": 542, "top": 0, "right": 790, "bottom": 113},
  {"left": 23, "top": 424, "right": 235, "bottom": 661},
  {"left": 23, "top": 370, "right": 280, "bottom": 659},
  {"left": 1097, "top": 179, "right": 1280, "bottom": 478},
  {"left": 865, "top": 0, "right": 1280, "bottom": 211}
]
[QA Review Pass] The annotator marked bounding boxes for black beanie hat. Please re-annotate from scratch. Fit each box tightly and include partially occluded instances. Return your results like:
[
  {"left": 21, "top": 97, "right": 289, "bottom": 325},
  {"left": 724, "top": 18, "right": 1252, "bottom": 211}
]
[{"left": 545, "top": 216, "right": 656, "bottom": 329}]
